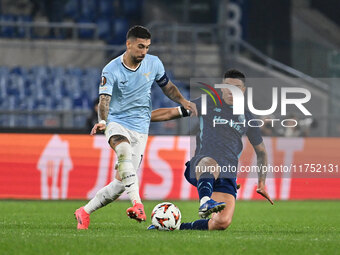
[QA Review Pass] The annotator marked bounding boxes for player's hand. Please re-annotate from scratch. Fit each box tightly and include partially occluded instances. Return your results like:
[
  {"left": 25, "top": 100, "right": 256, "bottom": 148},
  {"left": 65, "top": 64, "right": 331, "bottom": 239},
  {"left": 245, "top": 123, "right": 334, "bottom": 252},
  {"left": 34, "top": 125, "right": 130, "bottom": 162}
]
[
  {"left": 181, "top": 100, "right": 197, "bottom": 116},
  {"left": 190, "top": 102, "right": 198, "bottom": 116},
  {"left": 90, "top": 123, "right": 106, "bottom": 135},
  {"left": 256, "top": 183, "right": 274, "bottom": 205}
]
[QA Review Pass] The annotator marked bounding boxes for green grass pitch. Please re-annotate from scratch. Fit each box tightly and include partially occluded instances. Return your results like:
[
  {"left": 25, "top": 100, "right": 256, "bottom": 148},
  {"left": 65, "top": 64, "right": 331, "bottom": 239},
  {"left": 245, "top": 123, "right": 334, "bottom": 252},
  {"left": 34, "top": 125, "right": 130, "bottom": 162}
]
[{"left": 0, "top": 200, "right": 339, "bottom": 255}]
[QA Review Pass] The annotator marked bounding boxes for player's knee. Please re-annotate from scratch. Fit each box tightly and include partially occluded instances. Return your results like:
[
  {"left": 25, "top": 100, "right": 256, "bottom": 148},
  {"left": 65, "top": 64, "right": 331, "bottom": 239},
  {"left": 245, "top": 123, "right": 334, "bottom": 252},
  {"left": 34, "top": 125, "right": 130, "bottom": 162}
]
[
  {"left": 197, "top": 157, "right": 219, "bottom": 178},
  {"left": 198, "top": 157, "right": 217, "bottom": 167},
  {"left": 115, "top": 142, "right": 135, "bottom": 174},
  {"left": 115, "top": 142, "right": 131, "bottom": 155},
  {"left": 215, "top": 217, "right": 232, "bottom": 230},
  {"left": 114, "top": 141, "right": 132, "bottom": 159},
  {"left": 110, "top": 135, "right": 129, "bottom": 149}
]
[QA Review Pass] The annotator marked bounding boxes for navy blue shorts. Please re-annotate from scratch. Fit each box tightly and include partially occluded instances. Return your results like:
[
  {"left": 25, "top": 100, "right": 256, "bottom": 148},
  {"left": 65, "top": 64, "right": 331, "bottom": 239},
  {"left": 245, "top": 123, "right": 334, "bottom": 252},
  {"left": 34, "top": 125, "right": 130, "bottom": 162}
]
[{"left": 184, "top": 155, "right": 238, "bottom": 198}]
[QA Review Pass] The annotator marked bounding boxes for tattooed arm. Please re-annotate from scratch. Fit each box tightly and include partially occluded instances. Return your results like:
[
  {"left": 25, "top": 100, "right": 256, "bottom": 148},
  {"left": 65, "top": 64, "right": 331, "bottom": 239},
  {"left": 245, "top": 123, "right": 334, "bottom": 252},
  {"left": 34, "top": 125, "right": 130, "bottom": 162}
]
[
  {"left": 254, "top": 142, "right": 268, "bottom": 184},
  {"left": 253, "top": 142, "right": 274, "bottom": 205},
  {"left": 161, "top": 81, "right": 186, "bottom": 104},
  {"left": 151, "top": 105, "right": 193, "bottom": 122},
  {"left": 90, "top": 94, "right": 111, "bottom": 135},
  {"left": 98, "top": 94, "right": 111, "bottom": 122},
  {"left": 161, "top": 81, "right": 196, "bottom": 115}
]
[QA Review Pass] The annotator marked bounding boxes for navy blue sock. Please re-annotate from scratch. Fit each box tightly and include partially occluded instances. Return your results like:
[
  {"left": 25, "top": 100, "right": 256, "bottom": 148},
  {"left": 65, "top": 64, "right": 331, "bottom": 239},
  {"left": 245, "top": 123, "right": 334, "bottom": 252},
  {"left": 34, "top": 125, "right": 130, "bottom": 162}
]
[
  {"left": 180, "top": 219, "right": 210, "bottom": 230},
  {"left": 197, "top": 172, "right": 215, "bottom": 200}
]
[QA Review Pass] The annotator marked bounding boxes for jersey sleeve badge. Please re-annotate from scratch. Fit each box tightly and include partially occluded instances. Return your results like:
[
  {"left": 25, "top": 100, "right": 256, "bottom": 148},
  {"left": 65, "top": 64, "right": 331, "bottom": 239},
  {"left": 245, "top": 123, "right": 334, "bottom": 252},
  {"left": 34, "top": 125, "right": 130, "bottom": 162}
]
[{"left": 100, "top": 76, "right": 107, "bottom": 86}]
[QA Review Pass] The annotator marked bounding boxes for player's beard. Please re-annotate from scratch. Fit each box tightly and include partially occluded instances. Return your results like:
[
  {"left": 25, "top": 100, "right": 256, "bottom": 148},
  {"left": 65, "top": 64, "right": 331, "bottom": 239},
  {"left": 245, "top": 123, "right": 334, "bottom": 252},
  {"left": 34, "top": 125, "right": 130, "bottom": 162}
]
[{"left": 132, "top": 55, "right": 144, "bottom": 64}]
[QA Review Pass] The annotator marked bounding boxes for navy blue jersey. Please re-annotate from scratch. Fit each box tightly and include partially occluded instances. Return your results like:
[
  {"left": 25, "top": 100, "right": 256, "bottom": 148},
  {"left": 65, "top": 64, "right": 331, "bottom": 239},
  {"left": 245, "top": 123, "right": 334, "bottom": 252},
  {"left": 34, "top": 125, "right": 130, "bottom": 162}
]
[{"left": 192, "top": 96, "right": 263, "bottom": 168}]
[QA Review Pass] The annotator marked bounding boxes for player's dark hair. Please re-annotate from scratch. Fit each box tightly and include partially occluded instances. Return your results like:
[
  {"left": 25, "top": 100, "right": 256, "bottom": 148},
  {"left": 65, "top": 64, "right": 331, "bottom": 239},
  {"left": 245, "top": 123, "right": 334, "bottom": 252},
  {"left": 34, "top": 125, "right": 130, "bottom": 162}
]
[
  {"left": 126, "top": 25, "right": 151, "bottom": 40},
  {"left": 224, "top": 69, "right": 246, "bottom": 84}
]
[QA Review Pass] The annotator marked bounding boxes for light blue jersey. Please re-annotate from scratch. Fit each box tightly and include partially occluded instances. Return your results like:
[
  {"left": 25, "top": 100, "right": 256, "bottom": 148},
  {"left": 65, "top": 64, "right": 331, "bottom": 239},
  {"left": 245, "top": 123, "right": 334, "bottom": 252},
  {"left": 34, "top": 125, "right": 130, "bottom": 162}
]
[{"left": 99, "top": 53, "right": 169, "bottom": 134}]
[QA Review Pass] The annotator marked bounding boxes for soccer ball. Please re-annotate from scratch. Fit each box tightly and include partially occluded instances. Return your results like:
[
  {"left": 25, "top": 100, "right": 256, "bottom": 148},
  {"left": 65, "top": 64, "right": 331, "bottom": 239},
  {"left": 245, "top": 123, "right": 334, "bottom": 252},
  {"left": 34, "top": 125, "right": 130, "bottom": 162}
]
[{"left": 151, "top": 202, "right": 181, "bottom": 231}]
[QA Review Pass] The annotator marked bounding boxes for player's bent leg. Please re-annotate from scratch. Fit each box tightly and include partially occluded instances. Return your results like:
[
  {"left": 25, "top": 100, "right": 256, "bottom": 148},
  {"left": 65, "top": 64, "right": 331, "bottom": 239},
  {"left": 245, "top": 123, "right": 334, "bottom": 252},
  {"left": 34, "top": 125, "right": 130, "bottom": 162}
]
[
  {"left": 195, "top": 157, "right": 220, "bottom": 180},
  {"left": 110, "top": 135, "right": 139, "bottom": 202},
  {"left": 208, "top": 192, "right": 235, "bottom": 230},
  {"left": 179, "top": 193, "right": 234, "bottom": 231},
  {"left": 126, "top": 133, "right": 148, "bottom": 222},
  {"left": 83, "top": 179, "right": 125, "bottom": 214},
  {"left": 179, "top": 219, "right": 210, "bottom": 230},
  {"left": 130, "top": 133, "right": 148, "bottom": 172},
  {"left": 110, "top": 135, "right": 146, "bottom": 222},
  {"left": 196, "top": 157, "right": 225, "bottom": 218},
  {"left": 74, "top": 178, "right": 125, "bottom": 229}
]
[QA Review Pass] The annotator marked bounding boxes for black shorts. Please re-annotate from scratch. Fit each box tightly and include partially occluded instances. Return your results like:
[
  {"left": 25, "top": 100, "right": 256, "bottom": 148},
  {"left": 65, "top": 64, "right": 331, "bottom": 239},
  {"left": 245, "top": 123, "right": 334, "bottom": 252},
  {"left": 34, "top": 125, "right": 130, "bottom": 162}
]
[{"left": 184, "top": 155, "right": 238, "bottom": 198}]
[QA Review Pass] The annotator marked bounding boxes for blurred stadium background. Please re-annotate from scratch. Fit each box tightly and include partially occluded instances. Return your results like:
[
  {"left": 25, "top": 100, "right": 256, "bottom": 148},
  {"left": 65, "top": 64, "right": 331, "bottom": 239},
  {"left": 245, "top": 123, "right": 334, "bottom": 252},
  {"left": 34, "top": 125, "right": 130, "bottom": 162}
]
[{"left": 0, "top": 0, "right": 340, "bottom": 201}]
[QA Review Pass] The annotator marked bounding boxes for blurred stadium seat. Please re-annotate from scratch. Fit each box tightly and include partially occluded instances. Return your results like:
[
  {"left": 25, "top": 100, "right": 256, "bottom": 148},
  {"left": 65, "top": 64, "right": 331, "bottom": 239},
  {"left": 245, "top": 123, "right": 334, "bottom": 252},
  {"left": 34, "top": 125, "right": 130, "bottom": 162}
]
[
  {"left": 109, "top": 17, "right": 129, "bottom": 45},
  {"left": 98, "top": 0, "right": 115, "bottom": 18},
  {"left": 64, "top": 0, "right": 79, "bottom": 19},
  {"left": 16, "top": 15, "right": 32, "bottom": 38},
  {"left": 0, "top": 14, "right": 16, "bottom": 38},
  {"left": 0, "top": 0, "right": 138, "bottom": 43},
  {"left": 0, "top": 66, "right": 188, "bottom": 129}
]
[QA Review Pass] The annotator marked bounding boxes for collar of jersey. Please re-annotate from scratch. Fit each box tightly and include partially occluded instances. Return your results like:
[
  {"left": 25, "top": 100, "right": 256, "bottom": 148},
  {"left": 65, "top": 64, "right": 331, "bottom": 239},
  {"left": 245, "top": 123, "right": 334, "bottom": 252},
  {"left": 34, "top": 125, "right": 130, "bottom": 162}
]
[
  {"left": 223, "top": 102, "right": 233, "bottom": 109},
  {"left": 121, "top": 54, "right": 141, "bottom": 72}
]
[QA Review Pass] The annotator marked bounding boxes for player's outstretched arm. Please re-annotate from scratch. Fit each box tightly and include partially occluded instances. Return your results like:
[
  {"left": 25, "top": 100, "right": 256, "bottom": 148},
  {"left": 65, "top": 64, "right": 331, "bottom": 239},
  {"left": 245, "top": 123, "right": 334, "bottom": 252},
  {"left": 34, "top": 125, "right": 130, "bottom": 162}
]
[
  {"left": 151, "top": 106, "right": 191, "bottom": 122},
  {"left": 90, "top": 94, "right": 111, "bottom": 135},
  {"left": 151, "top": 108, "right": 180, "bottom": 122},
  {"left": 253, "top": 142, "right": 274, "bottom": 205},
  {"left": 161, "top": 81, "right": 197, "bottom": 115}
]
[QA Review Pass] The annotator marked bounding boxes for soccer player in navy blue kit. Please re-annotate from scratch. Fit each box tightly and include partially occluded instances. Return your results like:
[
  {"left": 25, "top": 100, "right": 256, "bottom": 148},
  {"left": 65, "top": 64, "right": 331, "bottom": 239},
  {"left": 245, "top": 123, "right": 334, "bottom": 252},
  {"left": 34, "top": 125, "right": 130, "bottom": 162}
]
[{"left": 150, "top": 69, "right": 273, "bottom": 230}]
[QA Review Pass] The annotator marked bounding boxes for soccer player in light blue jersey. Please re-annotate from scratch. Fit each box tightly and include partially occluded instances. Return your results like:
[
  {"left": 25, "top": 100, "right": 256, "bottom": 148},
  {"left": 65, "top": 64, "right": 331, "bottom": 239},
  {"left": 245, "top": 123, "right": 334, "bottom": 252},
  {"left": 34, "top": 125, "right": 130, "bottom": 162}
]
[{"left": 75, "top": 26, "right": 193, "bottom": 229}]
